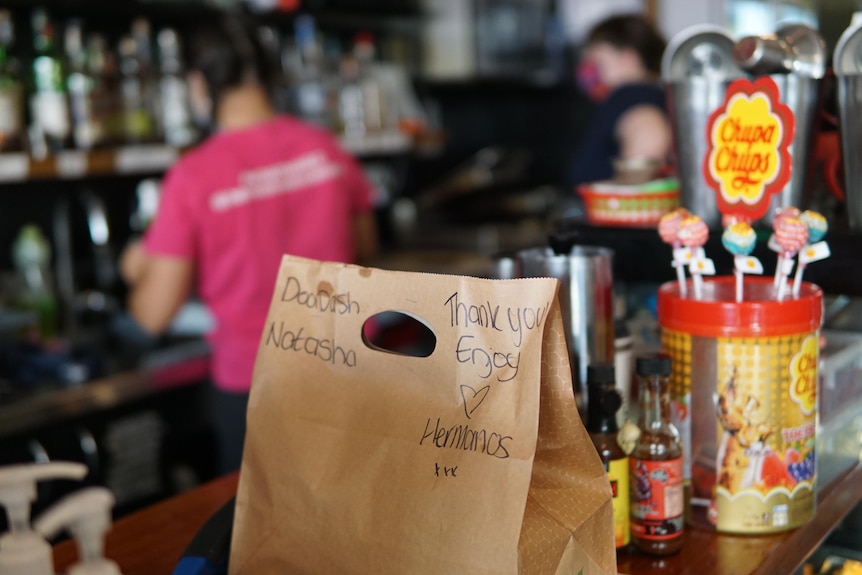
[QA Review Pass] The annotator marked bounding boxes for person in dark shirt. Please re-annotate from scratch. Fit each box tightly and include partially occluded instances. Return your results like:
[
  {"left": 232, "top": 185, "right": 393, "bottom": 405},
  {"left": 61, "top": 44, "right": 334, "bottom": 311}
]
[{"left": 570, "top": 14, "right": 671, "bottom": 187}]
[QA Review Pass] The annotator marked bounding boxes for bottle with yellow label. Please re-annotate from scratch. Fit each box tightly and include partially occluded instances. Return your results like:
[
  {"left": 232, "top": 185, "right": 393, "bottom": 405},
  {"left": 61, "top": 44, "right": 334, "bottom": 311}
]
[{"left": 586, "top": 363, "right": 630, "bottom": 549}]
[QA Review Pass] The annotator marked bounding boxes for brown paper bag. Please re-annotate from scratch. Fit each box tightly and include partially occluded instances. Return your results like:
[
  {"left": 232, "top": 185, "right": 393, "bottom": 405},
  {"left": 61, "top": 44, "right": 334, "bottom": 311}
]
[{"left": 229, "top": 255, "right": 615, "bottom": 575}]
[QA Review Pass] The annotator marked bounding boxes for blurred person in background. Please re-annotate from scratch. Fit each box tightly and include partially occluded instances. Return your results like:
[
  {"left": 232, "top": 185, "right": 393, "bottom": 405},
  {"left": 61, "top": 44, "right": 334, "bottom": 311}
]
[
  {"left": 570, "top": 14, "right": 672, "bottom": 187},
  {"left": 120, "top": 13, "right": 378, "bottom": 474}
]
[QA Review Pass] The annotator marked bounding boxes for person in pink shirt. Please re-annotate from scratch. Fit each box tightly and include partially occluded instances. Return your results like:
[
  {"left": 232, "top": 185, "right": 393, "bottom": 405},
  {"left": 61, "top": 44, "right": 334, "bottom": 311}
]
[{"left": 121, "top": 15, "right": 378, "bottom": 474}]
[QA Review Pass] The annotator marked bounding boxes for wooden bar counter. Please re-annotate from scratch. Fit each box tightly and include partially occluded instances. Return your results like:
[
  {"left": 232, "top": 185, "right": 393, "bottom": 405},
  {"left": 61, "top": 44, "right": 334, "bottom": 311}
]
[{"left": 53, "top": 463, "right": 862, "bottom": 575}]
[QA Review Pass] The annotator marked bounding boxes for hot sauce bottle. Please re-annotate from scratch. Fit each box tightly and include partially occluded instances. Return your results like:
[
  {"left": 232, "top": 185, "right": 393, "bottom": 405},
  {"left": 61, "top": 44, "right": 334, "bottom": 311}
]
[
  {"left": 586, "top": 363, "right": 630, "bottom": 549},
  {"left": 630, "top": 353, "right": 684, "bottom": 555}
]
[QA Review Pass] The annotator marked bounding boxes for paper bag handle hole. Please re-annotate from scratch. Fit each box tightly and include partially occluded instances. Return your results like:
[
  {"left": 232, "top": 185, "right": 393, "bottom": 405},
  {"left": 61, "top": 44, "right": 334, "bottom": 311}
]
[{"left": 362, "top": 311, "right": 437, "bottom": 358}]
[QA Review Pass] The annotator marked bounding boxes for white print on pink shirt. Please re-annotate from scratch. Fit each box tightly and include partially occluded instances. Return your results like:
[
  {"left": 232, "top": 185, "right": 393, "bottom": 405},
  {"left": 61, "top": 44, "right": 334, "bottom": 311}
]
[{"left": 209, "top": 150, "right": 343, "bottom": 213}]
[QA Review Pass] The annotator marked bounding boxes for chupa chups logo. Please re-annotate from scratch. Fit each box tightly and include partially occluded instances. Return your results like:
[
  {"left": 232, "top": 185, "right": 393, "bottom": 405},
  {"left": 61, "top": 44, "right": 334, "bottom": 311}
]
[
  {"left": 703, "top": 77, "right": 795, "bottom": 221},
  {"left": 789, "top": 335, "right": 818, "bottom": 415}
]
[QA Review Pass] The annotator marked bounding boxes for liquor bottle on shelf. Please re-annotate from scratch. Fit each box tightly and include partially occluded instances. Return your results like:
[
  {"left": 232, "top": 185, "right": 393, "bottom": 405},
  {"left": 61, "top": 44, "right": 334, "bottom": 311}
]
[
  {"left": 353, "top": 32, "right": 384, "bottom": 134},
  {"left": 292, "top": 15, "right": 332, "bottom": 129},
  {"left": 12, "top": 224, "right": 58, "bottom": 341},
  {"left": 86, "top": 33, "right": 121, "bottom": 148},
  {"left": 321, "top": 36, "right": 344, "bottom": 129},
  {"left": 30, "top": 8, "right": 71, "bottom": 154},
  {"left": 119, "top": 34, "right": 155, "bottom": 144},
  {"left": 157, "top": 28, "right": 196, "bottom": 148},
  {"left": 132, "top": 17, "right": 159, "bottom": 133},
  {"left": 338, "top": 53, "right": 365, "bottom": 139},
  {"left": 65, "top": 19, "right": 102, "bottom": 150},
  {"left": 0, "top": 10, "right": 24, "bottom": 152}
]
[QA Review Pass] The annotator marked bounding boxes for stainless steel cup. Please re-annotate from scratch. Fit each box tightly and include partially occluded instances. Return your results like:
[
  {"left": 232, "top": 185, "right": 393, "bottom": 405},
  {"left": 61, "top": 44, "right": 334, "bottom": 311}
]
[
  {"left": 668, "top": 76, "right": 733, "bottom": 228},
  {"left": 765, "top": 73, "right": 821, "bottom": 223},
  {"left": 517, "top": 246, "right": 615, "bottom": 407},
  {"left": 837, "top": 75, "right": 862, "bottom": 231},
  {"left": 834, "top": 21, "right": 862, "bottom": 230},
  {"left": 489, "top": 253, "right": 519, "bottom": 280}
]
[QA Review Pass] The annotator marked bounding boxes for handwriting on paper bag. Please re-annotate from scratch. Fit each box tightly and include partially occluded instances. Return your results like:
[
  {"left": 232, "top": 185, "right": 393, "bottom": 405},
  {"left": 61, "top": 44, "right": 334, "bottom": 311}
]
[
  {"left": 440, "top": 292, "right": 550, "bottom": 437},
  {"left": 444, "top": 292, "right": 549, "bottom": 347},
  {"left": 455, "top": 336, "right": 519, "bottom": 382},
  {"left": 435, "top": 463, "right": 457, "bottom": 477},
  {"left": 280, "top": 275, "right": 360, "bottom": 315},
  {"left": 420, "top": 417, "right": 512, "bottom": 459},
  {"left": 460, "top": 385, "right": 490, "bottom": 419},
  {"left": 265, "top": 321, "right": 357, "bottom": 367},
  {"left": 268, "top": 275, "right": 361, "bottom": 367}
]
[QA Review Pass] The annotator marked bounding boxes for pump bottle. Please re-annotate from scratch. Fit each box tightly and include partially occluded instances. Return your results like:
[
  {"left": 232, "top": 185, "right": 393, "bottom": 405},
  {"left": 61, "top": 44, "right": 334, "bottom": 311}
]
[
  {"left": 0, "top": 462, "right": 88, "bottom": 575},
  {"left": 35, "top": 487, "right": 121, "bottom": 575}
]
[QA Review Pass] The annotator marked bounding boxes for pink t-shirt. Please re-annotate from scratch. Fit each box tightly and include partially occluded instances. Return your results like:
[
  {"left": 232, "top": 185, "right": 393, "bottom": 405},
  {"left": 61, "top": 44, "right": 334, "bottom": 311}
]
[{"left": 144, "top": 116, "right": 374, "bottom": 392}]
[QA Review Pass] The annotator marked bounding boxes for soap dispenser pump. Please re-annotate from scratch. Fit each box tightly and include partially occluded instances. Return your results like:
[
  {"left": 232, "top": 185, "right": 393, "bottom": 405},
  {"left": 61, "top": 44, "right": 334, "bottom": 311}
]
[
  {"left": 34, "top": 487, "right": 121, "bottom": 575},
  {"left": 0, "top": 462, "right": 88, "bottom": 575}
]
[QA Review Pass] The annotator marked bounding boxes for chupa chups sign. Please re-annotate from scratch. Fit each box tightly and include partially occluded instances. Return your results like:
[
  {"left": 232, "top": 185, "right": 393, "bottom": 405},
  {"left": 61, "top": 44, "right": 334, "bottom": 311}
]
[{"left": 703, "top": 76, "right": 795, "bottom": 222}]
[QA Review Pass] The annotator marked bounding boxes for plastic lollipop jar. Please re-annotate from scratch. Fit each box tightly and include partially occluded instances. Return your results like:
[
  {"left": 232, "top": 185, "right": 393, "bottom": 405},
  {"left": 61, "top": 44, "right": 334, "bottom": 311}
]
[{"left": 657, "top": 276, "right": 823, "bottom": 534}]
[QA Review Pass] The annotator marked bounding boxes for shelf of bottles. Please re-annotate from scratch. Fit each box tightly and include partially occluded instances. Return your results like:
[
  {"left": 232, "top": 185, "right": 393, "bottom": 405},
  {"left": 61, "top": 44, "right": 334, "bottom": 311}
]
[
  {"left": 0, "top": 146, "right": 179, "bottom": 182},
  {"left": 0, "top": 134, "right": 412, "bottom": 182},
  {"left": 0, "top": 6, "right": 425, "bottom": 182}
]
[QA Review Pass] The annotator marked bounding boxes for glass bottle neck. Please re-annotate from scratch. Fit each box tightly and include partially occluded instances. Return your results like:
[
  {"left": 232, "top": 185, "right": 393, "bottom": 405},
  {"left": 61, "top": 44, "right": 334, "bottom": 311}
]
[
  {"left": 587, "top": 408, "right": 619, "bottom": 435},
  {"left": 637, "top": 375, "right": 671, "bottom": 431}
]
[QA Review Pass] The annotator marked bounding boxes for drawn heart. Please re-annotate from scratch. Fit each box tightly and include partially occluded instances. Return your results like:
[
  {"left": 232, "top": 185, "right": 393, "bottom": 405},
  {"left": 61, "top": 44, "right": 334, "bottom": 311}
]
[{"left": 460, "top": 385, "right": 490, "bottom": 419}]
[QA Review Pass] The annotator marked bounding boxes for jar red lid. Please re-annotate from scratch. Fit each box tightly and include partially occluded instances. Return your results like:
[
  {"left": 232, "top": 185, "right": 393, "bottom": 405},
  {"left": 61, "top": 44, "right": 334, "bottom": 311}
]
[{"left": 657, "top": 276, "right": 823, "bottom": 338}]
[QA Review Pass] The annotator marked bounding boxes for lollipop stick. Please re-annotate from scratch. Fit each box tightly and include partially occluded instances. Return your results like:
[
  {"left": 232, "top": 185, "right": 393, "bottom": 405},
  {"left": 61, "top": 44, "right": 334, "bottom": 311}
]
[
  {"left": 777, "top": 278, "right": 788, "bottom": 301},
  {"left": 675, "top": 260, "right": 687, "bottom": 296},
  {"left": 692, "top": 272, "right": 703, "bottom": 300},
  {"left": 774, "top": 256, "right": 784, "bottom": 287},
  {"left": 735, "top": 269, "right": 743, "bottom": 303},
  {"left": 777, "top": 262, "right": 793, "bottom": 301},
  {"left": 777, "top": 255, "right": 795, "bottom": 302},
  {"left": 671, "top": 243, "right": 688, "bottom": 297},
  {"left": 792, "top": 262, "right": 805, "bottom": 298}
]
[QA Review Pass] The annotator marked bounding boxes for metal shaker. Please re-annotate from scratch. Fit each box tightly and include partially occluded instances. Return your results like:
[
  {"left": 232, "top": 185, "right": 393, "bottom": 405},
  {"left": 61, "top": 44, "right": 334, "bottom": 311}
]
[
  {"left": 663, "top": 24, "right": 825, "bottom": 227},
  {"left": 834, "top": 19, "right": 862, "bottom": 231},
  {"left": 732, "top": 25, "right": 825, "bottom": 225},
  {"left": 506, "top": 246, "right": 615, "bottom": 411},
  {"left": 663, "top": 25, "right": 743, "bottom": 229}
]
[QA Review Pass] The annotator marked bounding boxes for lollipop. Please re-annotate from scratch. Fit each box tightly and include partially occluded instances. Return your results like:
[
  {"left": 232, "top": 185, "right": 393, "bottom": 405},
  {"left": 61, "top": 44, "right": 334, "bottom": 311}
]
[
  {"left": 722, "top": 222, "right": 762, "bottom": 302},
  {"left": 658, "top": 208, "right": 692, "bottom": 295},
  {"left": 774, "top": 215, "right": 809, "bottom": 301},
  {"left": 771, "top": 207, "right": 802, "bottom": 286},
  {"left": 800, "top": 210, "right": 827, "bottom": 243},
  {"left": 659, "top": 207, "right": 691, "bottom": 243},
  {"left": 793, "top": 210, "right": 830, "bottom": 297},
  {"left": 721, "top": 221, "right": 756, "bottom": 255},
  {"left": 678, "top": 215, "right": 709, "bottom": 247},
  {"left": 677, "top": 215, "right": 713, "bottom": 299}
]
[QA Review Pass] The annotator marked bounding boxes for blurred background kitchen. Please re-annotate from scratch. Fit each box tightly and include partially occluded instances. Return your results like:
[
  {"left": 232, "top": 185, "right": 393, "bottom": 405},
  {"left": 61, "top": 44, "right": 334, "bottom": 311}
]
[{"left": 0, "top": 0, "right": 860, "bottom": 536}]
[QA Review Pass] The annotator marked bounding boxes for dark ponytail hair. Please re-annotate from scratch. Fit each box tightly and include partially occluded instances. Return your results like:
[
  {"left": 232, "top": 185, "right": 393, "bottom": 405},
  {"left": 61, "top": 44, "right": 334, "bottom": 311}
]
[
  {"left": 187, "top": 11, "right": 276, "bottom": 105},
  {"left": 586, "top": 14, "right": 667, "bottom": 76}
]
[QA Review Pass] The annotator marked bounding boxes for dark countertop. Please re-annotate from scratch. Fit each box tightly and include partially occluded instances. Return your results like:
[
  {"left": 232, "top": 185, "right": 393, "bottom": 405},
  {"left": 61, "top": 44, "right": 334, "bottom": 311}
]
[
  {"left": 51, "top": 464, "right": 862, "bottom": 575},
  {"left": 0, "top": 339, "right": 210, "bottom": 441},
  {"left": 53, "top": 471, "right": 239, "bottom": 575},
  {"left": 49, "top": 372, "right": 862, "bottom": 574}
]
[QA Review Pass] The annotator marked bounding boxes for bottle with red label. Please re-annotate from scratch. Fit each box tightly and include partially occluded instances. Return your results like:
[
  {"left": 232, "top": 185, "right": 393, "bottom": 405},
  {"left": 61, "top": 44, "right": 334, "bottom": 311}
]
[{"left": 630, "top": 353, "right": 684, "bottom": 555}]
